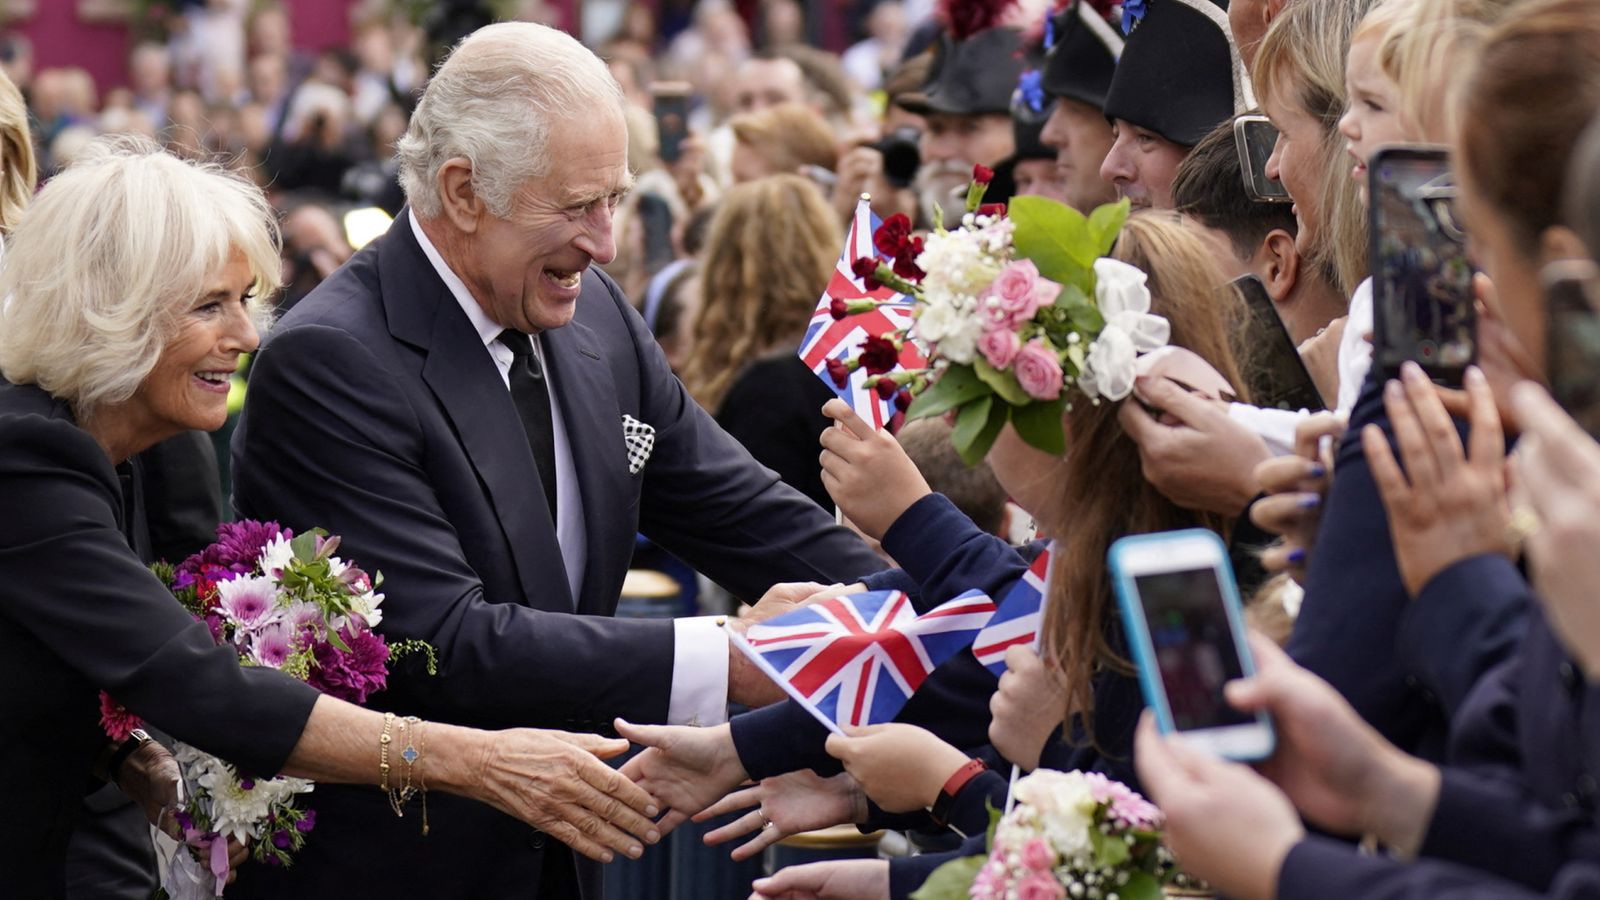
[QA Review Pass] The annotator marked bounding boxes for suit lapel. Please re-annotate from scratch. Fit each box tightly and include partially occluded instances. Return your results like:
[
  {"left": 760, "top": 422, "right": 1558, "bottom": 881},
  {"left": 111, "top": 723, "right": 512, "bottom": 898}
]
[
  {"left": 543, "top": 312, "right": 632, "bottom": 616},
  {"left": 378, "top": 216, "right": 572, "bottom": 610}
]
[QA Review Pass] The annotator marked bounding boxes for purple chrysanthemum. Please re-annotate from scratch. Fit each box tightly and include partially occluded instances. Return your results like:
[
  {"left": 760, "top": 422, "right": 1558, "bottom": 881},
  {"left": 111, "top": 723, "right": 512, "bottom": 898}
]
[
  {"left": 174, "top": 520, "right": 291, "bottom": 583},
  {"left": 307, "top": 627, "right": 391, "bottom": 705}
]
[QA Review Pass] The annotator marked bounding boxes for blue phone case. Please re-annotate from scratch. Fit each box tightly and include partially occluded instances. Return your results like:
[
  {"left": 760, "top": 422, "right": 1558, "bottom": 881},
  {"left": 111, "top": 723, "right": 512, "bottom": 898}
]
[{"left": 1107, "top": 528, "right": 1275, "bottom": 761}]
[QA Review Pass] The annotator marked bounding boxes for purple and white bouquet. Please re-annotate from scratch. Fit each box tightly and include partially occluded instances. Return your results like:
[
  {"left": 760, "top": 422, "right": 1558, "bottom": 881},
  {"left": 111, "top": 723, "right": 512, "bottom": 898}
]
[
  {"left": 914, "top": 769, "right": 1180, "bottom": 900},
  {"left": 100, "top": 521, "right": 433, "bottom": 898},
  {"left": 833, "top": 170, "right": 1168, "bottom": 464}
]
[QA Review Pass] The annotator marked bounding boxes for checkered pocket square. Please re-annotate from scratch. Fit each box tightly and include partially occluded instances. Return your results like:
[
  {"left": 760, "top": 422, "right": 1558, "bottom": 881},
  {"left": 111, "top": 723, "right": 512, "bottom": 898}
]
[{"left": 622, "top": 414, "right": 655, "bottom": 476}]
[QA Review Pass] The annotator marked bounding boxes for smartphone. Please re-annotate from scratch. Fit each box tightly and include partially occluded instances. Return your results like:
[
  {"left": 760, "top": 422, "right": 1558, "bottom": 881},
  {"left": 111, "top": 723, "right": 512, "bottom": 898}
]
[
  {"left": 1370, "top": 144, "right": 1477, "bottom": 386},
  {"left": 1109, "top": 529, "right": 1275, "bottom": 761},
  {"left": 1232, "top": 115, "right": 1291, "bottom": 203},
  {"left": 650, "top": 81, "right": 692, "bottom": 164},
  {"left": 1545, "top": 258, "right": 1600, "bottom": 441},
  {"left": 1231, "top": 274, "right": 1326, "bottom": 411}
]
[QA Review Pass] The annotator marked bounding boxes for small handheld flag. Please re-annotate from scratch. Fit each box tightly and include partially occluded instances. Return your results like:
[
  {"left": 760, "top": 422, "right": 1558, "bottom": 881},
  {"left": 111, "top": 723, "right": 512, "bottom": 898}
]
[
  {"left": 798, "top": 197, "right": 928, "bottom": 431},
  {"left": 728, "top": 589, "right": 998, "bottom": 734},
  {"left": 972, "top": 544, "right": 1053, "bottom": 676}
]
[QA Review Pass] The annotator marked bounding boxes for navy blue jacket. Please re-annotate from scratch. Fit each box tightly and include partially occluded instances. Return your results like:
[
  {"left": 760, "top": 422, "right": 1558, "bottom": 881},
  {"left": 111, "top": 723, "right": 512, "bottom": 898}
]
[
  {"left": 1289, "top": 372, "right": 1527, "bottom": 760},
  {"left": 229, "top": 216, "right": 884, "bottom": 900}
]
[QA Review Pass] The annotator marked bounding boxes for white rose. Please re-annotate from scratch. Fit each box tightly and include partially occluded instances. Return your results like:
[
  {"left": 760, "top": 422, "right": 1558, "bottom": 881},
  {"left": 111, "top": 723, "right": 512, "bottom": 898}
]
[
  {"left": 1093, "top": 257, "right": 1170, "bottom": 352},
  {"left": 1082, "top": 324, "right": 1138, "bottom": 400}
]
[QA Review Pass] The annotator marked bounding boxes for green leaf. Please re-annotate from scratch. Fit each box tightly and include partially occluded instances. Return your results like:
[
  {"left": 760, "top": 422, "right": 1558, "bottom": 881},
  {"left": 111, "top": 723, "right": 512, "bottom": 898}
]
[
  {"left": 973, "top": 358, "right": 1030, "bottom": 406},
  {"left": 1011, "top": 195, "right": 1096, "bottom": 288},
  {"left": 1091, "top": 825, "right": 1131, "bottom": 868},
  {"left": 1087, "top": 198, "right": 1132, "bottom": 257},
  {"left": 1010, "top": 395, "right": 1068, "bottom": 455},
  {"left": 289, "top": 532, "right": 319, "bottom": 563},
  {"left": 952, "top": 396, "right": 1008, "bottom": 466},
  {"left": 909, "top": 854, "right": 987, "bottom": 900},
  {"left": 1120, "top": 870, "right": 1165, "bottom": 900},
  {"left": 907, "top": 364, "right": 987, "bottom": 420},
  {"left": 1058, "top": 283, "right": 1105, "bottom": 334}
]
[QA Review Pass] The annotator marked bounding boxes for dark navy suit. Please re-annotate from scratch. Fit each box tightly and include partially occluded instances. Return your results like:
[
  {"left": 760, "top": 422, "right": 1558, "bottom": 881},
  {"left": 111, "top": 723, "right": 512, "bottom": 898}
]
[
  {"left": 1290, "top": 372, "right": 1527, "bottom": 759},
  {"left": 230, "top": 216, "right": 884, "bottom": 899}
]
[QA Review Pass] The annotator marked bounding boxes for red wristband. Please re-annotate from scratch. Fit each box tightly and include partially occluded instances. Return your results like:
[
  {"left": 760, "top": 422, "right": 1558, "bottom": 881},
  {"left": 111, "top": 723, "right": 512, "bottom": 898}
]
[{"left": 930, "top": 758, "right": 988, "bottom": 826}]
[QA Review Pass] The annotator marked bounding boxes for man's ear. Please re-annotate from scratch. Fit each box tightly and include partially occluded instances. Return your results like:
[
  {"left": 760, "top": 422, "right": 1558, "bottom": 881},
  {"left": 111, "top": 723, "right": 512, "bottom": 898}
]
[
  {"left": 1254, "top": 228, "right": 1300, "bottom": 305},
  {"left": 1540, "top": 225, "right": 1591, "bottom": 267},
  {"left": 436, "top": 157, "right": 484, "bottom": 235}
]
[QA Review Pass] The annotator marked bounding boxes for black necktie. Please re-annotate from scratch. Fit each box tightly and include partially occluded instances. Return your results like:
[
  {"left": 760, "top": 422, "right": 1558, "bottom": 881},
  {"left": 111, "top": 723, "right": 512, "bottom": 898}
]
[{"left": 498, "top": 330, "right": 558, "bottom": 523}]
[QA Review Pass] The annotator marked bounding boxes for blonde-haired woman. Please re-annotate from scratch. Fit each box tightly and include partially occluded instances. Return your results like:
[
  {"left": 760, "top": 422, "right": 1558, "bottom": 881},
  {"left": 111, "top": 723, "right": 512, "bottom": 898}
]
[
  {"left": 680, "top": 173, "right": 842, "bottom": 508},
  {"left": 0, "top": 65, "right": 35, "bottom": 234},
  {"left": 0, "top": 138, "right": 659, "bottom": 893},
  {"left": 729, "top": 102, "right": 840, "bottom": 184}
]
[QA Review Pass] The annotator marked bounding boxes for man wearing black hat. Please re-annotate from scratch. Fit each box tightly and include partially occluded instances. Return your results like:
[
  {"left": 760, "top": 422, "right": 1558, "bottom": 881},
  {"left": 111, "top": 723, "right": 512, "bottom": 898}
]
[
  {"left": 1099, "top": 0, "right": 1255, "bottom": 208},
  {"left": 903, "top": 21, "right": 1025, "bottom": 226},
  {"left": 1037, "top": 0, "right": 1123, "bottom": 212}
]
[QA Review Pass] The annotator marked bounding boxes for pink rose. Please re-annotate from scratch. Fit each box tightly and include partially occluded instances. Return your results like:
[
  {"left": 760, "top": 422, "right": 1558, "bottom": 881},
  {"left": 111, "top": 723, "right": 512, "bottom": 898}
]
[
  {"left": 1014, "top": 339, "right": 1064, "bottom": 400},
  {"left": 984, "top": 260, "right": 1062, "bottom": 329},
  {"left": 978, "top": 327, "right": 1022, "bottom": 369},
  {"left": 1021, "top": 836, "right": 1055, "bottom": 872},
  {"left": 1016, "top": 872, "right": 1066, "bottom": 900}
]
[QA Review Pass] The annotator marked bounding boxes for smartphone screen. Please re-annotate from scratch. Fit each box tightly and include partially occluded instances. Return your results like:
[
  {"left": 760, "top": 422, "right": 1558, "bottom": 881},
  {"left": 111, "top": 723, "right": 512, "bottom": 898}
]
[
  {"left": 1232, "top": 116, "right": 1291, "bottom": 203},
  {"left": 651, "top": 82, "right": 692, "bottom": 164},
  {"left": 1370, "top": 146, "right": 1476, "bottom": 386},
  {"left": 1232, "top": 274, "right": 1326, "bottom": 411},
  {"left": 1546, "top": 261, "right": 1600, "bottom": 441},
  {"left": 1133, "top": 566, "right": 1253, "bottom": 732}
]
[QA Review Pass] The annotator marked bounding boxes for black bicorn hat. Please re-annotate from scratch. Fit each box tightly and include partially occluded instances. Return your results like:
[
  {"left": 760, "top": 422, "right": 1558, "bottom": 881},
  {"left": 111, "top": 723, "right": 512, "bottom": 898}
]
[
  {"left": 1040, "top": 0, "right": 1124, "bottom": 112},
  {"left": 1101, "top": 0, "right": 1255, "bottom": 147},
  {"left": 907, "top": 25, "right": 1028, "bottom": 117}
]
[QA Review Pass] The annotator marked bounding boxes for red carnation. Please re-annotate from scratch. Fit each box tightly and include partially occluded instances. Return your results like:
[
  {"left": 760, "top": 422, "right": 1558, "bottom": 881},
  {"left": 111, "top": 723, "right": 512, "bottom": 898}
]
[
  {"left": 973, "top": 164, "right": 995, "bottom": 185},
  {"left": 825, "top": 357, "right": 852, "bottom": 388},
  {"left": 873, "top": 213, "right": 913, "bottom": 258},
  {"left": 894, "top": 388, "right": 914, "bottom": 412},
  {"left": 977, "top": 202, "right": 1008, "bottom": 218},
  {"left": 874, "top": 377, "right": 900, "bottom": 400},
  {"left": 894, "top": 237, "right": 925, "bottom": 280},
  {"left": 851, "top": 256, "right": 882, "bottom": 290},
  {"left": 829, "top": 298, "right": 849, "bottom": 320},
  {"left": 860, "top": 336, "right": 900, "bottom": 376}
]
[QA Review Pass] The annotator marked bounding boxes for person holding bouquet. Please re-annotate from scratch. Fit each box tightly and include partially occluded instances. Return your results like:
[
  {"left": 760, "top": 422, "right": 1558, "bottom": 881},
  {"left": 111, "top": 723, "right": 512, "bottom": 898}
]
[{"left": 0, "top": 137, "right": 662, "bottom": 898}]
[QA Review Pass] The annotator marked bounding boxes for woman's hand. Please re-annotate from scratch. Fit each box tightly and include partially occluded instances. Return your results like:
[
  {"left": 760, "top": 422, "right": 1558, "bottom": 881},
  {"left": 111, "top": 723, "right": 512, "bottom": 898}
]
[
  {"left": 988, "top": 646, "right": 1066, "bottom": 771},
  {"left": 1363, "top": 363, "right": 1512, "bottom": 597},
  {"left": 697, "top": 770, "right": 866, "bottom": 861},
  {"left": 824, "top": 723, "right": 970, "bottom": 814},
  {"left": 464, "top": 726, "right": 662, "bottom": 863},
  {"left": 1134, "top": 714, "right": 1303, "bottom": 900},
  {"left": 819, "top": 399, "right": 931, "bottom": 540},
  {"left": 750, "top": 859, "right": 891, "bottom": 900},
  {"left": 616, "top": 720, "right": 749, "bottom": 835},
  {"left": 1297, "top": 317, "right": 1348, "bottom": 409},
  {"left": 1511, "top": 381, "right": 1600, "bottom": 679},
  {"left": 1251, "top": 413, "right": 1344, "bottom": 581}
]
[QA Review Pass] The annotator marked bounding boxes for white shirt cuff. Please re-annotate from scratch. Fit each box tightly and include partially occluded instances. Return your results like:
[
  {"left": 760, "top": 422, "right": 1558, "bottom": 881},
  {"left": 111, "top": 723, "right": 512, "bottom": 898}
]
[
  {"left": 1228, "top": 403, "right": 1309, "bottom": 458},
  {"left": 667, "top": 616, "right": 730, "bottom": 726}
]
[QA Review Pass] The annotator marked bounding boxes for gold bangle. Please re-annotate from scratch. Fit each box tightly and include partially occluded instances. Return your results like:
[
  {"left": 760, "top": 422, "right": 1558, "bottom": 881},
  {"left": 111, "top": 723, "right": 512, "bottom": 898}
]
[{"left": 379, "top": 711, "right": 395, "bottom": 793}]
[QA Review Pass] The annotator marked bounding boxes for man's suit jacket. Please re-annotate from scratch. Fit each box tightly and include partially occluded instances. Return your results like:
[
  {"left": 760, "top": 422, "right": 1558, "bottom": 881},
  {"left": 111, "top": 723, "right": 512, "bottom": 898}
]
[{"left": 229, "top": 216, "right": 884, "bottom": 899}]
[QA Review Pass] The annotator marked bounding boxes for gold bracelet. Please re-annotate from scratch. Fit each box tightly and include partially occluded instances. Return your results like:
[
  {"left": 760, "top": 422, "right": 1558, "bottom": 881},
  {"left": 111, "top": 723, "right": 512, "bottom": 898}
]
[
  {"left": 379, "top": 711, "right": 396, "bottom": 794},
  {"left": 417, "top": 719, "right": 430, "bottom": 837},
  {"left": 389, "top": 716, "right": 423, "bottom": 817}
]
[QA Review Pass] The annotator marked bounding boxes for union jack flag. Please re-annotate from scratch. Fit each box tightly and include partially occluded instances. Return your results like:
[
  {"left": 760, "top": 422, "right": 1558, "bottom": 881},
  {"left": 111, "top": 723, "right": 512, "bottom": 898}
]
[
  {"left": 729, "top": 589, "right": 997, "bottom": 733},
  {"left": 797, "top": 198, "right": 929, "bottom": 430},
  {"left": 971, "top": 544, "right": 1054, "bottom": 675}
]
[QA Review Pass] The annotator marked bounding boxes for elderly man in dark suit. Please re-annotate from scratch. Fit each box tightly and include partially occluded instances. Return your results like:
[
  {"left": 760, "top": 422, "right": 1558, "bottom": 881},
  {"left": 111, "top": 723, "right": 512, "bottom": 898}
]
[{"left": 229, "top": 21, "right": 883, "bottom": 900}]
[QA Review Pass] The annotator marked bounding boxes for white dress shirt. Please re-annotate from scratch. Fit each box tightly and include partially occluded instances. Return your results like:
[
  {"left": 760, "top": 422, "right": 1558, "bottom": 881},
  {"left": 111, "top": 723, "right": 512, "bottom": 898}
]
[{"left": 409, "top": 211, "right": 728, "bottom": 726}]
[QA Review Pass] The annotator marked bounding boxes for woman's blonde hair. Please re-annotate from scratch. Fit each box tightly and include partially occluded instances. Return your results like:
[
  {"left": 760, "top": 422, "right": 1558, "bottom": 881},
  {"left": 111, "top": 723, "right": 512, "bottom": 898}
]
[
  {"left": 0, "top": 136, "right": 281, "bottom": 417},
  {"left": 1365, "top": 0, "right": 1513, "bottom": 143},
  {"left": 729, "top": 103, "right": 839, "bottom": 178},
  {"left": 680, "top": 174, "right": 840, "bottom": 411},
  {"left": 1041, "top": 212, "right": 1249, "bottom": 746},
  {"left": 1253, "top": 0, "right": 1374, "bottom": 296},
  {"left": 0, "top": 66, "right": 35, "bottom": 233}
]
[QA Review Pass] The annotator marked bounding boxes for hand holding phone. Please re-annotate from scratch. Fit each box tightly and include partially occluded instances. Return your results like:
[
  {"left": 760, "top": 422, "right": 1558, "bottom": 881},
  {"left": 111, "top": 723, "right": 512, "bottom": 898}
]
[
  {"left": 1110, "top": 529, "right": 1275, "bottom": 761},
  {"left": 650, "top": 81, "right": 692, "bottom": 164}
]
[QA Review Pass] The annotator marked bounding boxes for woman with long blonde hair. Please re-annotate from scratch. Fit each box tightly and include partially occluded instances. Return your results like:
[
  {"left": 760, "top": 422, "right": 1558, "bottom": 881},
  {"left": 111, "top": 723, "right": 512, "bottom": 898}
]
[
  {"left": 680, "top": 173, "right": 842, "bottom": 508},
  {"left": 0, "top": 66, "right": 35, "bottom": 235}
]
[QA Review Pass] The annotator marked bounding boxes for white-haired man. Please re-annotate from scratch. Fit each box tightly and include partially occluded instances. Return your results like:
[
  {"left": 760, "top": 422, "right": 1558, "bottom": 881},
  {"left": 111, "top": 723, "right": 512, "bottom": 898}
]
[{"left": 231, "top": 22, "right": 884, "bottom": 900}]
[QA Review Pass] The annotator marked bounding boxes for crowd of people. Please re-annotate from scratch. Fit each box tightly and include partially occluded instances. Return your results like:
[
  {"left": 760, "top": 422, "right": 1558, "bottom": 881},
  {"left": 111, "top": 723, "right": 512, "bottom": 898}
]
[{"left": 3, "top": 0, "right": 1600, "bottom": 897}]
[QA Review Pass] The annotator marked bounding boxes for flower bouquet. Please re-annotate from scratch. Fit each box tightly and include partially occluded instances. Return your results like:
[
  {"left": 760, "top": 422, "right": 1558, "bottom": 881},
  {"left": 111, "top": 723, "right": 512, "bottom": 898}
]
[
  {"left": 912, "top": 769, "right": 1184, "bottom": 900},
  {"left": 829, "top": 168, "right": 1168, "bottom": 464},
  {"left": 99, "top": 521, "right": 433, "bottom": 898}
]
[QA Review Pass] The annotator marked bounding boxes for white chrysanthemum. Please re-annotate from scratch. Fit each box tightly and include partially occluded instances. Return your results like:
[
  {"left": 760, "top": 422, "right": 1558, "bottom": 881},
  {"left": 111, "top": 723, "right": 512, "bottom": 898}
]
[
  {"left": 257, "top": 534, "right": 294, "bottom": 579},
  {"left": 913, "top": 299, "right": 959, "bottom": 343},
  {"left": 935, "top": 312, "right": 985, "bottom": 364},
  {"left": 918, "top": 228, "right": 1001, "bottom": 299}
]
